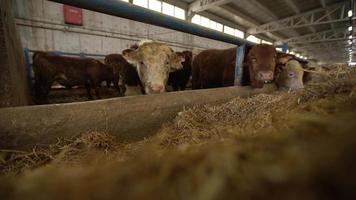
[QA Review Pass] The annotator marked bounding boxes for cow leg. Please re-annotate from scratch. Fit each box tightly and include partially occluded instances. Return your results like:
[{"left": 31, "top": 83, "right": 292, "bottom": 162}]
[
  {"left": 112, "top": 79, "right": 123, "bottom": 97},
  {"left": 172, "top": 83, "right": 179, "bottom": 91},
  {"left": 85, "top": 81, "right": 93, "bottom": 100},
  {"left": 94, "top": 81, "right": 102, "bottom": 99},
  {"left": 34, "top": 77, "right": 51, "bottom": 104},
  {"left": 119, "top": 74, "right": 127, "bottom": 96},
  {"left": 191, "top": 66, "right": 200, "bottom": 89},
  {"left": 106, "top": 80, "right": 111, "bottom": 88},
  {"left": 138, "top": 81, "right": 145, "bottom": 94}
]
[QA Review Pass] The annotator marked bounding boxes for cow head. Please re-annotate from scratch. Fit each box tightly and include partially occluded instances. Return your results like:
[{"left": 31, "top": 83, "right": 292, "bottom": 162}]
[
  {"left": 247, "top": 44, "right": 277, "bottom": 88},
  {"left": 122, "top": 42, "right": 185, "bottom": 94},
  {"left": 277, "top": 60, "right": 304, "bottom": 90}
]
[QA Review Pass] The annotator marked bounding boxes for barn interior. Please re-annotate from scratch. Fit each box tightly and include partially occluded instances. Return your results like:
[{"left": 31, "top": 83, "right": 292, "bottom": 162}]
[{"left": 1, "top": 0, "right": 356, "bottom": 199}]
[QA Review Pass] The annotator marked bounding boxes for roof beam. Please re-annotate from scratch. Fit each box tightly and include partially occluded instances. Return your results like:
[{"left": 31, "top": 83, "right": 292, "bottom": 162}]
[
  {"left": 247, "top": 1, "right": 349, "bottom": 34},
  {"left": 188, "top": 0, "right": 233, "bottom": 15},
  {"left": 282, "top": 29, "right": 348, "bottom": 44},
  {"left": 294, "top": 41, "right": 347, "bottom": 50},
  {"left": 320, "top": 0, "right": 337, "bottom": 31},
  {"left": 219, "top": 5, "right": 283, "bottom": 41},
  {"left": 285, "top": 0, "right": 316, "bottom": 34}
]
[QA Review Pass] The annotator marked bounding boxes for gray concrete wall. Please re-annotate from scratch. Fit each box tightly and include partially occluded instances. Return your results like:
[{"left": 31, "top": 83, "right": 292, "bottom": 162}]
[
  {"left": 0, "top": 85, "right": 277, "bottom": 150},
  {"left": 13, "top": 0, "right": 235, "bottom": 55}
]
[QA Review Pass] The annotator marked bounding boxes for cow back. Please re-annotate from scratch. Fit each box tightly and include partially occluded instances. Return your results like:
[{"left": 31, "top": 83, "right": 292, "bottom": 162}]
[{"left": 192, "top": 48, "right": 236, "bottom": 89}]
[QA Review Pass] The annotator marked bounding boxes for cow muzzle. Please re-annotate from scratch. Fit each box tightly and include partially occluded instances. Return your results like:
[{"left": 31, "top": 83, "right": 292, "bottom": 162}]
[
  {"left": 146, "top": 84, "right": 166, "bottom": 94},
  {"left": 257, "top": 71, "right": 274, "bottom": 82}
]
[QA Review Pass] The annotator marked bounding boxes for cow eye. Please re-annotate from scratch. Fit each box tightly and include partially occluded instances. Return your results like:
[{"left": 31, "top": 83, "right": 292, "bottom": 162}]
[{"left": 140, "top": 61, "right": 144, "bottom": 65}]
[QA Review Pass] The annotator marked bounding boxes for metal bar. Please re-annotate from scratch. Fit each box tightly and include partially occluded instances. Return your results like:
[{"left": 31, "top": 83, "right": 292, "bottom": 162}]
[
  {"left": 234, "top": 45, "right": 245, "bottom": 86},
  {"left": 188, "top": 0, "right": 233, "bottom": 14},
  {"left": 23, "top": 48, "right": 33, "bottom": 81},
  {"left": 48, "top": 0, "right": 254, "bottom": 47},
  {"left": 248, "top": 1, "right": 348, "bottom": 34}
]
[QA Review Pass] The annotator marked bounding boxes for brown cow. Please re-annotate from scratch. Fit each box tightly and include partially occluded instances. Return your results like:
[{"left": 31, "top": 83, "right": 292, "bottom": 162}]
[
  {"left": 122, "top": 41, "right": 185, "bottom": 94},
  {"left": 192, "top": 44, "right": 278, "bottom": 89},
  {"left": 167, "top": 51, "right": 193, "bottom": 91},
  {"left": 104, "top": 53, "right": 144, "bottom": 96},
  {"left": 32, "top": 52, "right": 113, "bottom": 104}
]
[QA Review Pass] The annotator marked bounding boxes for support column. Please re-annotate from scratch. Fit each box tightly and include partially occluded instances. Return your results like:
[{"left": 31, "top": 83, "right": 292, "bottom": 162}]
[{"left": 0, "top": 0, "right": 31, "bottom": 107}]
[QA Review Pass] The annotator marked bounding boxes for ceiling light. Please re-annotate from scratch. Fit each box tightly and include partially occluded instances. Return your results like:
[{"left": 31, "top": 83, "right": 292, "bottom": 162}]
[
  {"left": 349, "top": 26, "right": 353, "bottom": 31},
  {"left": 349, "top": 35, "right": 353, "bottom": 39},
  {"left": 348, "top": 10, "right": 353, "bottom": 17}
]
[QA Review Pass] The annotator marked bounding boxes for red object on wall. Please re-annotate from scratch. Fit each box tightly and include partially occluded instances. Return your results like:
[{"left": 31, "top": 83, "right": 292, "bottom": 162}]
[{"left": 63, "top": 5, "right": 83, "bottom": 25}]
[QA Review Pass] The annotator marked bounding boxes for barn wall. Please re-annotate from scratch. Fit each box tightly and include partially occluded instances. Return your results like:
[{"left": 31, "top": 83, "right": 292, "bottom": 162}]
[{"left": 13, "top": 0, "right": 235, "bottom": 55}]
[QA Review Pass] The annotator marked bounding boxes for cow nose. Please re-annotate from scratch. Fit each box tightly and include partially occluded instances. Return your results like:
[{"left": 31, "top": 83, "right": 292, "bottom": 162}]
[
  {"left": 257, "top": 71, "right": 274, "bottom": 81},
  {"left": 150, "top": 84, "right": 165, "bottom": 93}
]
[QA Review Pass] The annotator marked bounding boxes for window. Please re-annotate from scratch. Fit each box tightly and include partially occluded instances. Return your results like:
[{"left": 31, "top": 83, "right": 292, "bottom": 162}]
[
  {"left": 133, "top": 0, "right": 148, "bottom": 8},
  {"left": 162, "top": 2, "right": 174, "bottom": 16},
  {"left": 192, "top": 14, "right": 201, "bottom": 24},
  {"left": 224, "top": 26, "right": 235, "bottom": 36},
  {"left": 216, "top": 22, "right": 223, "bottom": 32},
  {"left": 200, "top": 16, "right": 210, "bottom": 28},
  {"left": 174, "top": 6, "right": 185, "bottom": 20},
  {"left": 191, "top": 15, "right": 223, "bottom": 31},
  {"left": 234, "top": 29, "right": 244, "bottom": 38},
  {"left": 208, "top": 20, "right": 223, "bottom": 31},
  {"left": 246, "top": 35, "right": 261, "bottom": 44},
  {"left": 148, "top": 0, "right": 161, "bottom": 12},
  {"left": 261, "top": 40, "right": 272, "bottom": 45}
]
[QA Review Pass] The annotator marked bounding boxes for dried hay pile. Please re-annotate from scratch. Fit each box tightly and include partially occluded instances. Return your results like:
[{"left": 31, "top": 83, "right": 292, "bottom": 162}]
[{"left": 1, "top": 65, "right": 356, "bottom": 199}]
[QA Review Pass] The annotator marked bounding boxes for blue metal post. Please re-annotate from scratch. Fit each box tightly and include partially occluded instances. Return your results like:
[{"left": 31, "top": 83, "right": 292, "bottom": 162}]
[
  {"left": 281, "top": 43, "right": 288, "bottom": 53},
  {"left": 23, "top": 48, "right": 33, "bottom": 82},
  {"left": 234, "top": 44, "right": 246, "bottom": 86},
  {"left": 79, "top": 52, "right": 86, "bottom": 57}
]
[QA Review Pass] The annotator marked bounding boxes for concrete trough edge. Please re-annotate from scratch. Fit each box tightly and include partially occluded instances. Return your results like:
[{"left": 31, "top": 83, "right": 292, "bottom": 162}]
[{"left": 0, "top": 85, "right": 277, "bottom": 150}]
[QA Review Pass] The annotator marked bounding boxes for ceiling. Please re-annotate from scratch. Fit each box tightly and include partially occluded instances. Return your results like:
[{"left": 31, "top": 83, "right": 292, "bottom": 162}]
[{"left": 175, "top": 0, "right": 352, "bottom": 63}]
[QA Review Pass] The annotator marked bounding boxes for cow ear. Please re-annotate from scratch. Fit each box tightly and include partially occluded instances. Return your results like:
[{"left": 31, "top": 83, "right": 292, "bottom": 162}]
[
  {"left": 122, "top": 49, "right": 139, "bottom": 65},
  {"left": 169, "top": 52, "right": 185, "bottom": 71},
  {"left": 277, "top": 55, "right": 292, "bottom": 65}
]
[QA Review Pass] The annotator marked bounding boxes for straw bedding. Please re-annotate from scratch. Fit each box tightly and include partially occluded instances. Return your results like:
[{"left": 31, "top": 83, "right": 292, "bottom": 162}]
[{"left": 1, "top": 64, "right": 356, "bottom": 199}]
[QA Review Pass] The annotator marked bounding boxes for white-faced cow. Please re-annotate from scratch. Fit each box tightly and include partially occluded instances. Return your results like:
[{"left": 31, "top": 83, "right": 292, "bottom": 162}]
[
  {"left": 276, "top": 60, "right": 304, "bottom": 90},
  {"left": 122, "top": 41, "right": 185, "bottom": 94}
]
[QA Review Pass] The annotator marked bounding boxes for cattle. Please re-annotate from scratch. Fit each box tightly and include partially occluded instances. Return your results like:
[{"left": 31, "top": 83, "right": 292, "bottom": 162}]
[
  {"left": 276, "top": 60, "right": 304, "bottom": 90},
  {"left": 167, "top": 51, "right": 193, "bottom": 91},
  {"left": 104, "top": 53, "right": 144, "bottom": 96},
  {"left": 32, "top": 52, "right": 113, "bottom": 104},
  {"left": 276, "top": 52, "right": 312, "bottom": 83},
  {"left": 122, "top": 41, "right": 185, "bottom": 94},
  {"left": 192, "top": 44, "right": 278, "bottom": 89}
]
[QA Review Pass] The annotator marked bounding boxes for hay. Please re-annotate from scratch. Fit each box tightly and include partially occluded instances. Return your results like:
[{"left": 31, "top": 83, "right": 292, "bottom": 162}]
[
  {"left": 1, "top": 65, "right": 356, "bottom": 199},
  {"left": 0, "top": 132, "right": 118, "bottom": 174}
]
